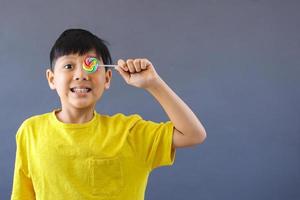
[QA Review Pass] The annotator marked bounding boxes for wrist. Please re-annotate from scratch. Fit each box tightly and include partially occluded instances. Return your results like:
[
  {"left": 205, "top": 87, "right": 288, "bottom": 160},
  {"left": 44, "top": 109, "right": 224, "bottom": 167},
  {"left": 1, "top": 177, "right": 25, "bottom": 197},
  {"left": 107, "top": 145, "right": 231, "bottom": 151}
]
[{"left": 145, "top": 75, "right": 165, "bottom": 93}]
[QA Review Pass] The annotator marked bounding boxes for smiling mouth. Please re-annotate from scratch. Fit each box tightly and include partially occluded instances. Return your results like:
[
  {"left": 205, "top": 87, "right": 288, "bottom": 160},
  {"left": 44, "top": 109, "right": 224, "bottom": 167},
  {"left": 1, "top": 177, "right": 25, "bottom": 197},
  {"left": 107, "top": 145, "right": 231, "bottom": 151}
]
[{"left": 70, "top": 87, "right": 92, "bottom": 93}]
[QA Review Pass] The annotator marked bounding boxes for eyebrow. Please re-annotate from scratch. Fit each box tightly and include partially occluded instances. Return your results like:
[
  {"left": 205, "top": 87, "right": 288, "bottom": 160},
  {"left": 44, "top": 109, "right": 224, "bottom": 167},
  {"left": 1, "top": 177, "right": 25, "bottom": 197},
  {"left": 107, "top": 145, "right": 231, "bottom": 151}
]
[
  {"left": 59, "top": 56, "right": 77, "bottom": 61},
  {"left": 61, "top": 54, "right": 100, "bottom": 60},
  {"left": 58, "top": 59, "right": 76, "bottom": 66}
]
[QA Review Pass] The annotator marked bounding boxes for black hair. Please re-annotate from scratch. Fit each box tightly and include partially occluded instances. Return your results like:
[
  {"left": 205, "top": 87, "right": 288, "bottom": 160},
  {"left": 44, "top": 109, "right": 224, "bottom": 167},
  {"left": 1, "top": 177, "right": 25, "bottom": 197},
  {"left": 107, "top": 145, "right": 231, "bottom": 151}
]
[{"left": 50, "top": 29, "right": 112, "bottom": 71}]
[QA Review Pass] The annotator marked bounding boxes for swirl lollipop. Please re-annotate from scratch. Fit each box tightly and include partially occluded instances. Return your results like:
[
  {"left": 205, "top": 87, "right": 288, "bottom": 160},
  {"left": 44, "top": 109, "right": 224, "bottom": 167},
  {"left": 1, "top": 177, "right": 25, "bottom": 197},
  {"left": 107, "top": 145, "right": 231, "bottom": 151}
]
[
  {"left": 83, "top": 57, "right": 99, "bottom": 73},
  {"left": 83, "top": 56, "right": 118, "bottom": 73}
]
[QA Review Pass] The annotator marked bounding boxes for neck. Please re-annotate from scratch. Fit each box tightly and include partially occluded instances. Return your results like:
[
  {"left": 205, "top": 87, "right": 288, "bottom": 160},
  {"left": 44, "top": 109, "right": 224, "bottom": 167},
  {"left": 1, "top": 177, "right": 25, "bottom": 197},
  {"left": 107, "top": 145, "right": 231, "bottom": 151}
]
[{"left": 55, "top": 106, "right": 95, "bottom": 124}]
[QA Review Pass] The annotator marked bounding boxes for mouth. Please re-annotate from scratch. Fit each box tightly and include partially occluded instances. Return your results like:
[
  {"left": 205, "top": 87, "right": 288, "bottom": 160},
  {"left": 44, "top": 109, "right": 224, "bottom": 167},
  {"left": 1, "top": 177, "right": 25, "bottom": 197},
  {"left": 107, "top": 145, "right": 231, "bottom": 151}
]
[{"left": 70, "top": 87, "right": 92, "bottom": 93}]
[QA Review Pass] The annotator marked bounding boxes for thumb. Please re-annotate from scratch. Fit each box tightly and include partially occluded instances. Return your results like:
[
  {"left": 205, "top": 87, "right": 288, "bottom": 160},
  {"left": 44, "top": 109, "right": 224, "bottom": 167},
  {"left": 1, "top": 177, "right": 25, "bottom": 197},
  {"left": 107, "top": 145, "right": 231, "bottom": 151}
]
[{"left": 115, "top": 65, "right": 130, "bottom": 83}]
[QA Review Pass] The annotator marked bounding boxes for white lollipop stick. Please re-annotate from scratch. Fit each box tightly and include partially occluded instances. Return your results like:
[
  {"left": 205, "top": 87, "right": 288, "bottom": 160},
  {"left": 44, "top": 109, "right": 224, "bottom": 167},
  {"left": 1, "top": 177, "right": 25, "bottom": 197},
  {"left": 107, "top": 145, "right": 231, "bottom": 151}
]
[{"left": 98, "top": 65, "right": 118, "bottom": 69}]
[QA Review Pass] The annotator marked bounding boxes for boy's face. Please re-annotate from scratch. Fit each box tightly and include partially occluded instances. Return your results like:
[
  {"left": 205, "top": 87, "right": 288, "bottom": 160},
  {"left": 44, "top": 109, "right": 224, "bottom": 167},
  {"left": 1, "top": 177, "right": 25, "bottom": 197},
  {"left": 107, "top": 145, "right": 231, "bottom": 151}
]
[{"left": 46, "top": 51, "right": 112, "bottom": 110}]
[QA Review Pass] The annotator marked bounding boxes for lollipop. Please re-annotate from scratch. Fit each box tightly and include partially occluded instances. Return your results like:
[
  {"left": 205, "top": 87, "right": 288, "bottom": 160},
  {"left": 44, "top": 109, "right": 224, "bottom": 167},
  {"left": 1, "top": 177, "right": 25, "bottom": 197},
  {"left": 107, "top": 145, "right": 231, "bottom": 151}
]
[
  {"left": 83, "top": 56, "right": 118, "bottom": 73},
  {"left": 83, "top": 57, "right": 99, "bottom": 73}
]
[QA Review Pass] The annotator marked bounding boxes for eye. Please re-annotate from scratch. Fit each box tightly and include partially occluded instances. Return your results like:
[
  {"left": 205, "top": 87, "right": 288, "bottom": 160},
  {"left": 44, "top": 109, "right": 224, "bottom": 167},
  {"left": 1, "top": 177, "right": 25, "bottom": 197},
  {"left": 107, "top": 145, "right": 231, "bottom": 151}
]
[{"left": 64, "top": 64, "right": 73, "bottom": 69}]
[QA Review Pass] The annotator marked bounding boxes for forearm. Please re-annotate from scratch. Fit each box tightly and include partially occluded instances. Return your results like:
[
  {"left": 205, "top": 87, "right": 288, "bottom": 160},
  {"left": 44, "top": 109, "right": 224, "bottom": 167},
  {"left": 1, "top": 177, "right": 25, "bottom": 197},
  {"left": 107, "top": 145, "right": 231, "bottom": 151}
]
[{"left": 146, "top": 76, "right": 207, "bottom": 142}]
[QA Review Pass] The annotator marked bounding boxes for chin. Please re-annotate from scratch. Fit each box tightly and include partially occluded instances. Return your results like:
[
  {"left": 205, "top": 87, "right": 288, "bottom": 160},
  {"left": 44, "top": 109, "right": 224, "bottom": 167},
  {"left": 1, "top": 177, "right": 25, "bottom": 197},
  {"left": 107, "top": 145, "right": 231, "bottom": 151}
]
[{"left": 70, "top": 101, "right": 95, "bottom": 109}]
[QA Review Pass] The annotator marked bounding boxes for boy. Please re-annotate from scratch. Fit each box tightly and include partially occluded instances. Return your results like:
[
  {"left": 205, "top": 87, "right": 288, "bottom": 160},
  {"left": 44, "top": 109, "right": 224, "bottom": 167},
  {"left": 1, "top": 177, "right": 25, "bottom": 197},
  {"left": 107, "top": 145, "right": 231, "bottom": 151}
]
[{"left": 11, "top": 29, "right": 207, "bottom": 200}]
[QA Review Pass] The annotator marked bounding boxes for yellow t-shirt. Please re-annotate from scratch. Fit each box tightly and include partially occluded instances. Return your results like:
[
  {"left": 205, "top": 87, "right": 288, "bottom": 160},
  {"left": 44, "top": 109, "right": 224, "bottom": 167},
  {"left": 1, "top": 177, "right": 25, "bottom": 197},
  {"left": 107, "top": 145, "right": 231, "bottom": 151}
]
[{"left": 11, "top": 109, "right": 176, "bottom": 200}]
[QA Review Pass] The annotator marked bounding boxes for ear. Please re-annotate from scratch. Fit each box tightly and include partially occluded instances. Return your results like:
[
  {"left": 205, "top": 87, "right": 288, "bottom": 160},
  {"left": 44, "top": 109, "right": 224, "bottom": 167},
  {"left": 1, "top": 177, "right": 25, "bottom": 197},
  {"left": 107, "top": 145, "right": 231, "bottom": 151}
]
[
  {"left": 46, "top": 68, "right": 56, "bottom": 90},
  {"left": 104, "top": 69, "right": 112, "bottom": 90}
]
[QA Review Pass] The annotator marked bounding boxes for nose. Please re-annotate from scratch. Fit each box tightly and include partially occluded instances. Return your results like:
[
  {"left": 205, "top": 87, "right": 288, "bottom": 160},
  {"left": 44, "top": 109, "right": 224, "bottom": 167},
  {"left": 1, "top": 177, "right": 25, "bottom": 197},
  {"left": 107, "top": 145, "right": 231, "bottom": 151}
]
[{"left": 74, "top": 66, "right": 89, "bottom": 81}]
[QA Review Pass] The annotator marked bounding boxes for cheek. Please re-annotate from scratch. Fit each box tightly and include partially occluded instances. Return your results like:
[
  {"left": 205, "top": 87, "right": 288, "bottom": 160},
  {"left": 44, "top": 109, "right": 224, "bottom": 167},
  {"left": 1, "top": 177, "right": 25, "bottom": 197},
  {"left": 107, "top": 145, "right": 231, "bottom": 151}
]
[
  {"left": 54, "top": 76, "right": 71, "bottom": 92},
  {"left": 92, "top": 80, "right": 106, "bottom": 95},
  {"left": 92, "top": 75, "right": 106, "bottom": 85}
]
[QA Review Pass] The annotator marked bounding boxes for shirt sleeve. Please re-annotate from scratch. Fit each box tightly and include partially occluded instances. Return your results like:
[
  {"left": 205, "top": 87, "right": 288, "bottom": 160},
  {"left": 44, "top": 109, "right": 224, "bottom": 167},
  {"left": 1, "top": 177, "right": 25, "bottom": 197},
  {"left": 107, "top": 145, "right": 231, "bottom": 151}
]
[
  {"left": 11, "top": 122, "right": 36, "bottom": 200},
  {"left": 128, "top": 115, "right": 176, "bottom": 171}
]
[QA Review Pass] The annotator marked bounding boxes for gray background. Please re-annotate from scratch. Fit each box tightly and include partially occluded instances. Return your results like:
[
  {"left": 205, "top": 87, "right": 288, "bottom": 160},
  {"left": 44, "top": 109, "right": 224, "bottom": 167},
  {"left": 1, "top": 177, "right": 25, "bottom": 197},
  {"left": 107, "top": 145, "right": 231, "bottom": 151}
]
[{"left": 1, "top": 0, "right": 299, "bottom": 199}]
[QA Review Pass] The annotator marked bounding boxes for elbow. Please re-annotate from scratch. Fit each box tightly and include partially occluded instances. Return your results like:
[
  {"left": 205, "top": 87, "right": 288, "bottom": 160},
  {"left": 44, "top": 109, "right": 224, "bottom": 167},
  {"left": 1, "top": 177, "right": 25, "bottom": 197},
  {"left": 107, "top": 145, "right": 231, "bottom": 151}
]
[{"left": 195, "top": 129, "right": 207, "bottom": 145}]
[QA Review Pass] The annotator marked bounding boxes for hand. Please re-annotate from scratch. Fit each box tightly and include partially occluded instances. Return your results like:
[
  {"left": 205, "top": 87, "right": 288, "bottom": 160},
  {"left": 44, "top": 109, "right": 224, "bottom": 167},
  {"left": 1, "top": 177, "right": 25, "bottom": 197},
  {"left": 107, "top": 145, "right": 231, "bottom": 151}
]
[{"left": 115, "top": 58, "right": 161, "bottom": 89}]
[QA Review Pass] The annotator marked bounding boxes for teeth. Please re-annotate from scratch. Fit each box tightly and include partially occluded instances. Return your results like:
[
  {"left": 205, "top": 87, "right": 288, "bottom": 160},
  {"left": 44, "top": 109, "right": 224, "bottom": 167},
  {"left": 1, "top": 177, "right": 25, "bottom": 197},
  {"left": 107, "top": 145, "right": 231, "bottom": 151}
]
[
  {"left": 75, "top": 88, "right": 88, "bottom": 93},
  {"left": 71, "top": 88, "right": 90, "bottom": 93}
]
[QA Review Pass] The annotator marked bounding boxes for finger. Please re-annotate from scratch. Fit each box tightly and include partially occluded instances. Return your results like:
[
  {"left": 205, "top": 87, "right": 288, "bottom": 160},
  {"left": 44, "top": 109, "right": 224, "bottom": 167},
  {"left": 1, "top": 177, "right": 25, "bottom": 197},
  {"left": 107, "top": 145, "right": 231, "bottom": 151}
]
[
  {"left": 145, "top": 59, "right": 152, "bottom": 69},
  {"left": 133, "top": 59, "right": 142, "bottom": 72},
  {"left": 126, "top": 59, "right": 135, "bottom": 73},
  {"left": 116, "top": 65, "right": 130, "bottom": 83},
  {"left": 117, "top": 59, "right": 128, "bottom": 71},
  {"left": 141, "top": 59, "right": 147, "bottom": 70}
]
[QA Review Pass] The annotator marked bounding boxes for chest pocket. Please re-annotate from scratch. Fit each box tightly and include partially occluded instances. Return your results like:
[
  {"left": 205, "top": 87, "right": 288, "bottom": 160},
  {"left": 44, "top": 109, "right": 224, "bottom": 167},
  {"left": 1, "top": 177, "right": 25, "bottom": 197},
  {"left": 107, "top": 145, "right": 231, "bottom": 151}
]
[{"left": 89, "top": 156, "right": 124, "bottom": 196}]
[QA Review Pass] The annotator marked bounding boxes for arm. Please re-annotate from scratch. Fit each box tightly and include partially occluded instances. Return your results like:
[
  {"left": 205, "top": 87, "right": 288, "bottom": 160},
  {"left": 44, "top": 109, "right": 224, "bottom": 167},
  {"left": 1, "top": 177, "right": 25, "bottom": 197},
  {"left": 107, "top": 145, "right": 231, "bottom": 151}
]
[
  {"left": 116, "top": 58, "right": 207, "bottom": 148},
  {"left": 11, "top": 127, "right": 36, "bottom": 200},
  {"left": 145, "top": 76, "right": 207, "bottom": 148}
]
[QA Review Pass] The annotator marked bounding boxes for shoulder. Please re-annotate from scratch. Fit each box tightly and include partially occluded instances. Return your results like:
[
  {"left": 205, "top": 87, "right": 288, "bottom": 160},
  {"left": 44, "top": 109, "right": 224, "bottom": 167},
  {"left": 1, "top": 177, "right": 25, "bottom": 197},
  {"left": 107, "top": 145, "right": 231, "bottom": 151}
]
[
  {"left": 99, "top": 112, "right": 143, "bottom": 129},
  {"left": 100, "top": 112, "right": 142, "bottom": 121},
  {"left": 20, "top": 112, "right": 51, "bottom": 128},
  {"left": 102, "top": 112, "right": 173, "bottom": 132},
  {"left": 16, "top": 112, "right": 52, "bottom": 138}
]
